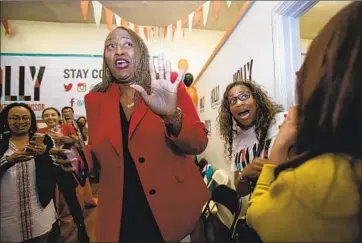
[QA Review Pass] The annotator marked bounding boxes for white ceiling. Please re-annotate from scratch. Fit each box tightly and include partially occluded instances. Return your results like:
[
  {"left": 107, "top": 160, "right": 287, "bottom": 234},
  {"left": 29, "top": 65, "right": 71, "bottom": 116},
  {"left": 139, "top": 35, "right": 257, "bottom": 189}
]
[{"left": 300, "top": 1, "right": 352, "bottom": 40}]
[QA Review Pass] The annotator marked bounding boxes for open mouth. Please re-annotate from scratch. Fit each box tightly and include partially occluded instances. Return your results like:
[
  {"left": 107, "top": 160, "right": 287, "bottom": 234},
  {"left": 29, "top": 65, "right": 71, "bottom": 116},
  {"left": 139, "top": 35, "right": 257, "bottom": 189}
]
[
  {"left": 115, "top": 58, "right": 130, "bottom": 69},
  {"left": 238, "top": 110, "right": 250, "bottom": 119}
]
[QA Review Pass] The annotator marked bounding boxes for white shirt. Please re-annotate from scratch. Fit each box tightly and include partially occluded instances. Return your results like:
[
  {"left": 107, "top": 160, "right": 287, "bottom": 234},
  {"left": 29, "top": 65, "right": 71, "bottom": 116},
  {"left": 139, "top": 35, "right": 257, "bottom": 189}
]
[
  {"left": 1, "top": 142, "right": 56, "bottom": 242},
  {"left": 231, "top": 112, "right": 287, "bottom": 172}
]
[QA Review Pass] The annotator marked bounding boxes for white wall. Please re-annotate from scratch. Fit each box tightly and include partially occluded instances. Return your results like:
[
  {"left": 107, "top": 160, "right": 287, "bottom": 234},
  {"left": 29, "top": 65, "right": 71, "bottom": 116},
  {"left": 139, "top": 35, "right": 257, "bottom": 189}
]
[
  {"left": 1, "top": 20, "right": 225, "bottom": 78},
  {"left": 300, "top": 38, "right": 312, "bottom": 63},
  {"left": 195, "top": 1, "right": 284, "bottom": 176},
  {"left": 300, "top": 38, "right": 312, "bottom": 54}
]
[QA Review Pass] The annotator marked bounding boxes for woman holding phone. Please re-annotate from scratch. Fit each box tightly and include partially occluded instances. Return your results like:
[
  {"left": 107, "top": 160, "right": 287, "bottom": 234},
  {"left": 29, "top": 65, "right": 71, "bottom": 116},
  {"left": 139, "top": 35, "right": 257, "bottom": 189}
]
[
  {"left": 0, "top": 103, "right": 71, "bottom": 243},
  {"left": 37, "top": 107, "right": 90, "bottom": 242}
]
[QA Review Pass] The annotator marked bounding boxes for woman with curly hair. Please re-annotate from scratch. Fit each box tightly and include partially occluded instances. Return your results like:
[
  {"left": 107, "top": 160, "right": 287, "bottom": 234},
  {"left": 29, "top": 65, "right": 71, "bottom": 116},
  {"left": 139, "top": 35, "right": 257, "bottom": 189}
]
[{"left": 218, "top": 80, "right": 286, "bottom": 197}]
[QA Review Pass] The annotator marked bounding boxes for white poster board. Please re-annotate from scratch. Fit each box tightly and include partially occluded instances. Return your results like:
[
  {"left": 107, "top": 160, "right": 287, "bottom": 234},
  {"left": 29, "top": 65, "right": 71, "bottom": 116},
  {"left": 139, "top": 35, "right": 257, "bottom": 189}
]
[{"left": 0, "top": 53, "right": 103, "bottom": 119}]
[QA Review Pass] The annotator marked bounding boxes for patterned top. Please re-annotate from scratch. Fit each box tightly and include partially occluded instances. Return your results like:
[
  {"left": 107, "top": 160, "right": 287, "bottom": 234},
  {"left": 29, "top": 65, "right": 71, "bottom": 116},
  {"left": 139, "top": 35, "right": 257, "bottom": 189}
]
[
  {"left": 0, "top": 142, "right": 56, "bottom": 242},
  {"left": 230, "top": 112, "right": 287, "bottom": 172}
]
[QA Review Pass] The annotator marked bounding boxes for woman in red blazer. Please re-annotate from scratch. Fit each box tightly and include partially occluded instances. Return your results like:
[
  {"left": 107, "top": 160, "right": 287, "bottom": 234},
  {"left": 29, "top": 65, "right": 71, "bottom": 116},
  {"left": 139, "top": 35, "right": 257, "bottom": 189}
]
[{"left": 84, "top": 27, "right": 210, "bottom": 242}]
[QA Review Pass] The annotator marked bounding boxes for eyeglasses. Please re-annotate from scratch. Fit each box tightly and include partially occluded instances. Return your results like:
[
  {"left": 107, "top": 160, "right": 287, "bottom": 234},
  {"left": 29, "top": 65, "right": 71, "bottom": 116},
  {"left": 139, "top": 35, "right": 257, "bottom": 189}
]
[
  {"left": 228, "top": 92, "right": 251, "bottom": 106},
  {"left": 8, "top": 116, "right": 31, "bottom": 122}
]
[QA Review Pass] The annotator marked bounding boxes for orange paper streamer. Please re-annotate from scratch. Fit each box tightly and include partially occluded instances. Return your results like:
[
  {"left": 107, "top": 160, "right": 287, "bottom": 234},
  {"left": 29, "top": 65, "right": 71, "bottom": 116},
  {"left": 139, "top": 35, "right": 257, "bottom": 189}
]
[
  {"left": 194, "top": 7, "right": 202, "bottom": 28},
  {"left": 212, "top": 1, "right": 221, "bottom": 18},
  {"left": 80, "top": 1, "right": 89, "bottom": 21},
  {"left": 104, "top": 7, "right": 114, "bottom": 31}
]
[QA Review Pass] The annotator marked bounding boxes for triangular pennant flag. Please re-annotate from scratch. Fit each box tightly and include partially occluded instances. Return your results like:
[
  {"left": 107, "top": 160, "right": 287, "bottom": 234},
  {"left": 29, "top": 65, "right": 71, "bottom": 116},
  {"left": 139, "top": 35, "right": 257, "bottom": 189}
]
[
  {"left": 160, "top": 27, "right": 164, "bottom": 41},
  {"left": 144, "top": 27, "right": 149, "bottom": 40},
  {"left": 114, "top": 14, "right": 121, "bottom": 27},
  {"left": 134, "top": 24, "right": 140, "bottom": 35},
  {"left": 139, "top": 26, "right": 145, "bottom": 39},
  {"left": 212, "top": 1, "right": 221, "bottom": 18},
  {"left": 80, "top": 1, "right": 89, "bottom": 21},
  {"left": 158, "top": 27, "right": 162, "bottom": 40},
  {"left": 128, "top": 22, "right": 135, "bottom": 31},
  {"left": 194, "top": 7, "right": 202, "bottom": 28},
  {"left": 176, "top": 20, "right": 182, "bottom": 40},
  {"left": 172, "top": 23, "right": 177, "bottom": 40},
  {"left": 182, "top": 16, "right": 188, "bottom": 26},
  {"left": 121, "top": 18, "right": 129, "bottom": 28},
  {"left": 151, "top": 27, "right": 155, "bottom": 40},
  {"left": 104, "top": 7, "right": 114, "bottom": 31},
  {"left": 167, "top": 25, "right": 172, "bottom": 40},
  {"left": 1, "top": 19, "right": 10, "bottom": 35},
  {"left": 188, "top": 12, "right": 194, "bottom": 32},
  {"left": 226, "top": 1, "right": 232, "bottom": 8},
  {"left": 203, "top": 1, "right": 210, "bottom": 27},
  {"left": 163, "top": 26, "right": 168, "bottom": 40},
  {"left": 92, "top": 1, "right": 102, "bottom": 28}
]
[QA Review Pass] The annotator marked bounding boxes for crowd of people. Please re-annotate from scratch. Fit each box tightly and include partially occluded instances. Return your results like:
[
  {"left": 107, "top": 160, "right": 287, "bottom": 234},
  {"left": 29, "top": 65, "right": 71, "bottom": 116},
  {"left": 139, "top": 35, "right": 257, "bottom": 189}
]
[
  {"left": 0, "top": 104, "right": 96, "bottom": 243},
  {"left": 1, "top": 1, "right": 361, "bottom": 243}
]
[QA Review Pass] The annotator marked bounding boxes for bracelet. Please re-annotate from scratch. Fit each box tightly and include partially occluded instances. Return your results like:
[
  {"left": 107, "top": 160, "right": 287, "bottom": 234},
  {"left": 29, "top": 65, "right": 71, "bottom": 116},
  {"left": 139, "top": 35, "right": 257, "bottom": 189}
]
[{"left": 162, "top": 107, "right": 182, "bottom": 125}]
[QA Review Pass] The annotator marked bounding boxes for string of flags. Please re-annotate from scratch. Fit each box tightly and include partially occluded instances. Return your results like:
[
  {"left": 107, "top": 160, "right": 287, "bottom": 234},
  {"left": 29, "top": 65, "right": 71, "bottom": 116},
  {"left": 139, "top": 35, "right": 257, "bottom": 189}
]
[
  {"left": 1, "top": 1, "right": 235, "bottom": 39},
  {"left": 80, "top": 1, "right": 235, "bottom": 41}
]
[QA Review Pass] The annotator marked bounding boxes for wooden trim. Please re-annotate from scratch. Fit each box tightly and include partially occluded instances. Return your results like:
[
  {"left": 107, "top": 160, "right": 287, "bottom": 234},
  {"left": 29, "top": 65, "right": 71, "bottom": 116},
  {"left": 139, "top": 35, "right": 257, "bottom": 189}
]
[{"left": 192, "top": 1, "right": 253, "bottom": 86}]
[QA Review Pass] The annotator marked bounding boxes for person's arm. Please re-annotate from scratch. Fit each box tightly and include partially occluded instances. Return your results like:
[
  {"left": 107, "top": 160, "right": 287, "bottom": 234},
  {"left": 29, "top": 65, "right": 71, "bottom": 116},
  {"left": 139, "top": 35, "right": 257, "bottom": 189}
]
[
  {"left": 163, "top": 83, "right": 208, "bottom": 155},
  {"left": 234, "top": 170, "right": 251, "bottom": 196}
]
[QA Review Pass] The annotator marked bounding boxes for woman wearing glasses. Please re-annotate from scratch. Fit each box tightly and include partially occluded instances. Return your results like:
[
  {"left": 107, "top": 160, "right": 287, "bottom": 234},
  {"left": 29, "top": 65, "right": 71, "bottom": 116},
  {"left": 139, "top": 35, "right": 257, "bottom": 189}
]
[
  {"left": 218, "top": 81, "right": 286, "bottom": 199},
  {"left": 0, "top": 103, "right": 72, "bottom": 243}
]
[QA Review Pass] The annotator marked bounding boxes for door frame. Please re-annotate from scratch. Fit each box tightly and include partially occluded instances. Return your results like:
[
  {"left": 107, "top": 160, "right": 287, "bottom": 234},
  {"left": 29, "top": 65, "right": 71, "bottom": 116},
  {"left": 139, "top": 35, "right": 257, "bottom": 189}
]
[{"left": 272, "top": 0, "right": 318, "bottom": 110}]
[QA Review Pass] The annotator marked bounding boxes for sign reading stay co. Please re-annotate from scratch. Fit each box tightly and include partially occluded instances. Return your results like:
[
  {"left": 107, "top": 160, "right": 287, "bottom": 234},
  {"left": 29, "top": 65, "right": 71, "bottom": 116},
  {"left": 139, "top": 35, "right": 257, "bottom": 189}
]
[{"left": 0, "top": 53, "right": 103, "bottom": 119}]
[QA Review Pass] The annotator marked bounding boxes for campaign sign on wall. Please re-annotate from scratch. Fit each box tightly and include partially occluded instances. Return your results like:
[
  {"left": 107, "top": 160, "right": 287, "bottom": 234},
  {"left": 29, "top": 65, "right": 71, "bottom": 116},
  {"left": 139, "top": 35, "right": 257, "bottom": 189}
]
[{"left": 0, "top": 53, "right": 103, "bottom": 119}]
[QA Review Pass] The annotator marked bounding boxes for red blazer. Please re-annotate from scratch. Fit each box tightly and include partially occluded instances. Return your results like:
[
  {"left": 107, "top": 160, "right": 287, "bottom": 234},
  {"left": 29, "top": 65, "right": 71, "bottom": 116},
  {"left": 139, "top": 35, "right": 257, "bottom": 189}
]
[{"left": 84, "top": 83, "right": 210, "bottom": 242}]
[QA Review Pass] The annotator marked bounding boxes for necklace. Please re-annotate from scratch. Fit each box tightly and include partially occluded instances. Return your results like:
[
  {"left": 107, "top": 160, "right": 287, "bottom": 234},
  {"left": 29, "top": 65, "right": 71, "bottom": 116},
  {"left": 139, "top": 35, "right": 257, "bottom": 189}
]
[{"left": 127, "top": 102, "right": 135, "bottom": 108}]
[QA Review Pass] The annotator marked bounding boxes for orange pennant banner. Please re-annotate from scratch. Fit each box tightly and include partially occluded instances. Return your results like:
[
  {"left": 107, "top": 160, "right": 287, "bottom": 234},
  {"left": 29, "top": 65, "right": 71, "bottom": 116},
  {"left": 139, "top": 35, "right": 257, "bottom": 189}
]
[
  {"left": 121, "top": 18, "right": 129, "bottom": 28},
  {"left": 212, "top": 1, "right": 221, "bottom": 18},
  {"left": 182, "top": 16, "right": 188, "bottom": 26},
  {"left": 144, "top": 27, "right": 149, "bottom": 40},
  {"left": 152, "top": 27, "right": 155, "bottom": 39},
  {"left": 163, "top": 26, "right": 168, "bottom": 40},
  {"left": 104, "top": 7, "right": 114, "bottom": 31},
  {"left": 194, "top": 7, "right": 202, "bottom": 28},
  {"left": 80, "top": 1, "right": 89, "bottom": 21},
  {"left": 134, "top": 24, "right": 140, "bottom": 35},
  {"left": 172, "top": 23, "right": 176, "bottom": 40},
  {"left": 1, "top": 19, "right": 10, "bottom": 35}
]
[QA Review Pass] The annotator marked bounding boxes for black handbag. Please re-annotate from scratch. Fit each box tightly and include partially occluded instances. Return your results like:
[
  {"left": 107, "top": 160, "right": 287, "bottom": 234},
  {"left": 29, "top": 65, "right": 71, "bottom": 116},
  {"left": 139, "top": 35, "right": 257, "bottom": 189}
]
[
  {"left": 192, "top": 185, "right": 240, "bottom": 243},
  {"left": 230, "top": 181, "right": 262, "bottom": 243}
]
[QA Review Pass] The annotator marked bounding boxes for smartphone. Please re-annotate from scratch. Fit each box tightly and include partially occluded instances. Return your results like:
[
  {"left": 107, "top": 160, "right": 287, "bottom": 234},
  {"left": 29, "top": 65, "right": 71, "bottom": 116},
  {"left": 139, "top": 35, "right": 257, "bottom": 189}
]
[
  {"left": 25, "top": 134, "right": 45, "bottom": 154},
  {"left": 30, "top": 133, "right": 45, "bottom": 145}
]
